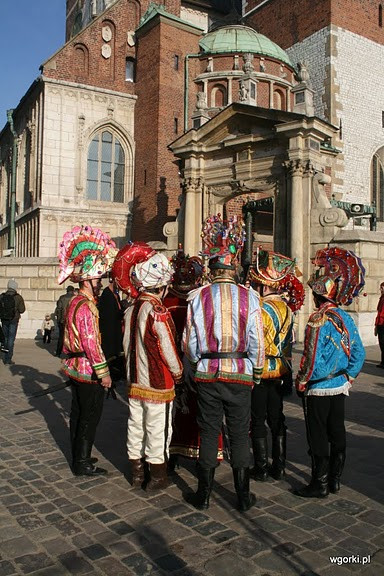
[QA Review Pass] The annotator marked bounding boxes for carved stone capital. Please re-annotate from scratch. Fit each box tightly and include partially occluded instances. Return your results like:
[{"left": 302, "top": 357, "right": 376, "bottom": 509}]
[
  {"left": 284, "top": 159, "right": 305, "bottom": 176},
  {"left": 183, "top": 177, "right": 203, "bottom": 193}
]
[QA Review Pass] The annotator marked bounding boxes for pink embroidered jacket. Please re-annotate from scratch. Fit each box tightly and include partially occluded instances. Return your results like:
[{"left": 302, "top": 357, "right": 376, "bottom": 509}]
[{"left": 62, "top": 291, "right": 109, "bottom": 383}]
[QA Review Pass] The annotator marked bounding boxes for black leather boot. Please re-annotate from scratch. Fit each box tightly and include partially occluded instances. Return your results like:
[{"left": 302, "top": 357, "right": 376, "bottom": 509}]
[
  {"left": 251, "top": 437, "right": 268, "bottom": 481},
  {"left": 294, "top": 457, "right": 329, "bottom": 498},
  {"left": 329, "top": 450, "right": 346, "bottom": 494},
  {"left": 185, "top": 465, "right": 215, "bottom": 510},
  {"left": 233, "top": 468, "right": 256, "bottom": 512},
  {"left": 72, "top": 439, "right": 107, "bottom": 477},
  {"left": 269, "top": 433, "right": 286, "bottom": 480}
]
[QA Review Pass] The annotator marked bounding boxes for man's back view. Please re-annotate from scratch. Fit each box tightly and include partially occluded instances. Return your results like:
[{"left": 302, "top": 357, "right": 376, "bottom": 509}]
[
  {"left": 0, "top": 279, "right": 25, "bottom": 365},
  {"left": 182, "top": 214, "right": 265, "bottom": 512}
]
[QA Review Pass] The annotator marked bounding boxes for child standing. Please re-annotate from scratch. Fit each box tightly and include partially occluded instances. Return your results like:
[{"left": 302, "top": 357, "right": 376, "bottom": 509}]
[{"left": 42, "top": 314, "right": 55, "bottom": 344}]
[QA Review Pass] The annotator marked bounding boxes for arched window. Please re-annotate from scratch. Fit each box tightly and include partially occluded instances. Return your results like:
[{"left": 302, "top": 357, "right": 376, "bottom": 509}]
[
  {"left": 125, "top": 57, "right": 135, "bottom": 82},
  {"left": 211, "top": 85, "right": 227, "bottom": 108},
  {"left": 86, "top": 130, "right": 125, "bottom": 203},
  {"left": 273, "top": 89, "right": 286, "bottom": 110},
  {"left": 75, "top": 44, "right": 89, "bottom": 77}
]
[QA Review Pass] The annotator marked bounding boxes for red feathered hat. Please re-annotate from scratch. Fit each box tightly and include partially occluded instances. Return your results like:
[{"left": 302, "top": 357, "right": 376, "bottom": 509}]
[{"left": 111, "top": 241, "right": 155, "bottom": 298}]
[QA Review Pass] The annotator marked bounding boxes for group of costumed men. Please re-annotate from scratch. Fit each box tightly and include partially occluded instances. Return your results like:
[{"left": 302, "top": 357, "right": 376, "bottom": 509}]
[{"left": 56, "top": 216, "right": 366, "bottom": 512}]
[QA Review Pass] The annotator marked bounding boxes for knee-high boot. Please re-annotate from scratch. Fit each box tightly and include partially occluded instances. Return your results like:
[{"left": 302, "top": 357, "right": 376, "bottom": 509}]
[
  {"left": 329, "top": 450, "right": 346, "bottom": 494},
  {"left": 185, "top": 464, "right": 215, "bottom": 510},
  {"left": 72, "top": 439, "right": 107, "bottom": 476},
  {"left": 294, "top": 456, "right": 329, "bottom": 498},
  {"left": 233, "top": 468, "right": 256, "bottom": 512},
  {"left": 269, "top": 433, "right": 286, "bottom": 480},
  {"left": 251, "top": 437, "right": 268, "bottom": 481}
]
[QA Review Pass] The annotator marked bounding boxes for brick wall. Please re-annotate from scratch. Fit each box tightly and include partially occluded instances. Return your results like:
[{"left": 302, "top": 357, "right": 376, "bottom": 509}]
[
  {"left": 244, "top": 0, "right": 384, "bottom": 49},
  {"left": 132, "top": 16, "right": 201, "bottom": 241}
]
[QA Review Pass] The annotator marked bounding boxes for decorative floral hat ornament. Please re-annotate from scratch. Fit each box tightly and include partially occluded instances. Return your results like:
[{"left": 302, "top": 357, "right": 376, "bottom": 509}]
[
  {"left": 247, "top": 247, "right": 305, "bottom": 312},
  {"left": 171, "top": 245, "right": 204, "bottom": 290},
  {"left": 308, "top": 246, "right": 365, "bottom": 306},
  {"left": 201, "top": 214, "right": 246, "bottom": 270},
  {"left": 58, "top": 225, "right": 117, "bottom": 285}
]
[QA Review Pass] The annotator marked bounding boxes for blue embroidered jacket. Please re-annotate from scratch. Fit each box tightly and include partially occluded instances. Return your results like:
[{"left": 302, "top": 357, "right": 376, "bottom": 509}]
[{"left": 296, "top": 301, "right": 365, "bottom": 396}]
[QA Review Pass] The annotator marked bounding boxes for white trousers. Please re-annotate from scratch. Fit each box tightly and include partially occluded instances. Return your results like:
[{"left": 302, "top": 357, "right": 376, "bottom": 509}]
[{"left": 127, "top": 398, "right": 173, "bottom": 464}]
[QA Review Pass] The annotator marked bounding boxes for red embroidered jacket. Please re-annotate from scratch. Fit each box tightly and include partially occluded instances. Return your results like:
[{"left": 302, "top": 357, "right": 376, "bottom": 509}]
[{"left": 123, "top": 292, "right": 183, "bottom": 403}]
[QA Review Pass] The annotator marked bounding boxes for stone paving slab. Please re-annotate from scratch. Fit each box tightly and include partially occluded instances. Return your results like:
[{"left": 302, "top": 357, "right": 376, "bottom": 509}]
[{"left": 0, "top": 340, "right": 383, "bottom": 575}]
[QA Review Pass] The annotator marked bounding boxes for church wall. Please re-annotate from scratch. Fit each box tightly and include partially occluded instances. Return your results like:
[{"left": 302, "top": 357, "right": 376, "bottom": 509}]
[
  {"left": 287, "top": 25, "right": 384, "bottom": 208},
  {"left": 132, "top": 15, "right": 201, "bottom": 241},
  {"left": 39, "top": 80, "right": 136, "bottom": 256},
  {"left": 331, "top": 28, "right": 384, "bottom": 206},
  {"left": 285, "top": 29, "right": 329, "bottom": 121},
  {"left": 244, "top": 0, "right": 384, "bottom": 49}
]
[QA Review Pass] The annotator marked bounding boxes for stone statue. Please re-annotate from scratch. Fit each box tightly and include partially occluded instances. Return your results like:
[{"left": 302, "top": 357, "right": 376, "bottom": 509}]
[
  {"left": 297, "top": 61, "right": 311, "bottom": 84},
  {"left": 243, "top": 53, "right": 254, "bottom": 74},
  {"left": 196, "top": 92, "right": 207, "bottom": 110},
  {"left": 239, "top": 81, "right": 248, "bottom": 102}
]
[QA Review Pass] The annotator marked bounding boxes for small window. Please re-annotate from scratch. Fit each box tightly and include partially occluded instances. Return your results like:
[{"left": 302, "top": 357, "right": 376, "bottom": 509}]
[
  {"left": 125, "top": 58, "right": 135, "bottom": 82},
  {"left": 382, "top": 110, "right": 384, "bottom": 128},
  {"left": 380, "top": 4, "right": 383, "bottom": 27},
  {"left": 174, "top": 55, "right": 179, "bottom": 70},
  {"left": 250, "top": 82, "right": 256, "bottom": 100},
  {"left": 174, "top": 117, "right": 179, "bottom": 134}
]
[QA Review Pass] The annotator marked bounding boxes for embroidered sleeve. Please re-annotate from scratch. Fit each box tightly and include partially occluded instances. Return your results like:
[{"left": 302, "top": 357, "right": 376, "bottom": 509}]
[
  {"left": 347, "top": 322, "right": 366, "bottom": 379},
  {"left": 181, "top": 301, "right": 200, "bottom": 364},
  {"left": 151, "top": 305, "right": 183, "bottom": 380},
  {"left": 248, "top": 294, "right": 265, "bottom": 378},
  {"left": 78, "top": 301, "right": 109, "bottom": 380},
  {"left": 295, "top": 312, "right": 323, "bottom": 387}
]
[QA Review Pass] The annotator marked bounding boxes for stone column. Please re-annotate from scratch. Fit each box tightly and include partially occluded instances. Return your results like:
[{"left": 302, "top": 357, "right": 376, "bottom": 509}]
[
  {"left": 183, "top": 177, "right": 203, "bottom": 256},
  {"left": 286, "top": 159, "right": 305, "bottom": 271}
]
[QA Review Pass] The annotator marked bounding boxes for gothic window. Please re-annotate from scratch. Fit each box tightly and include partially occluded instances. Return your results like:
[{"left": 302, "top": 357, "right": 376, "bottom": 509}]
[
  {"left": 86, "top": 130, "right": 125, "bottom": 203},
  {"left": 371, "top": 150, "right": 384, "bottom": 221},
  {"left": 125, "top": 58, "right": 135, "bottom": 81}
]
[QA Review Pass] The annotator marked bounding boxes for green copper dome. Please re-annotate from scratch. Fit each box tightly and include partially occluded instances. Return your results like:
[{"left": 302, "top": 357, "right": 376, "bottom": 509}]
[{"left": 199, "top": 25, "right": 293, "bottom": 68}]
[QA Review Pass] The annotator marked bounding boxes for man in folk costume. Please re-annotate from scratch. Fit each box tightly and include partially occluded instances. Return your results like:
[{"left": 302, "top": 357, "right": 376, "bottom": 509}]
[
  {"left": 112, "top": 242, "right": 183, "bottom": 490},
  {"left": 164, "top": 246, "right": 224, "bottom": 468},
  {"left": 247, "top": 248, "right": 305, "bottom": 482},
  {"left": 295, "top": 247, "right": 366, "bottom": 498},
  {"left": 182, "top": 214, "right": 265, "bottom": 512},
  {"left": 98, "top": 275, "right": 125, "bottom": 382},
  {"left": 58, "top": 225, "right": 117, "bottom": 477}
]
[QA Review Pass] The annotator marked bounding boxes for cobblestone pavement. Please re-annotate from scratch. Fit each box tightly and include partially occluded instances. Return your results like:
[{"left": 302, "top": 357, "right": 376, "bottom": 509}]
[{"left": 0, "top": 339, "right": 383, "bottom": 576}]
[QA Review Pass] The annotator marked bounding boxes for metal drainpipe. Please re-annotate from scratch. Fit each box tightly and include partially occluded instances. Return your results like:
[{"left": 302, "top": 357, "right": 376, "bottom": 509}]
[
  {"left": 6, "top": 109, "right": 18, "bottom": 253},
  {"left": 184, "top": 53, "right": 200, "bottom": 132}
]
